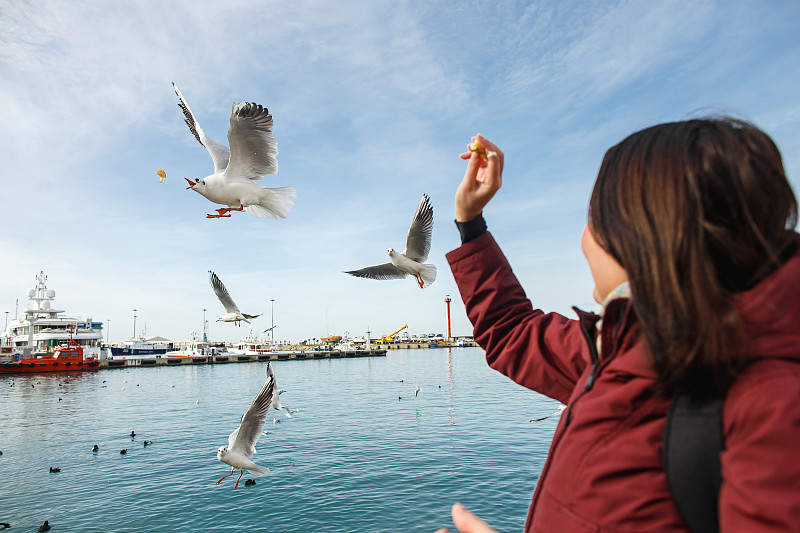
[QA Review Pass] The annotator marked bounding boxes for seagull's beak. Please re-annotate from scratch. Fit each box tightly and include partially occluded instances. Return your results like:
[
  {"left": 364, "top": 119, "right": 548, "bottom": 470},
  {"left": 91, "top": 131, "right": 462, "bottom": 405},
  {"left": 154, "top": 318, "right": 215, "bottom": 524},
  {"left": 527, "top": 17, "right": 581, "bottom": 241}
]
[{"left": 185, "top": 178, "right": 196, "bottom": 189}]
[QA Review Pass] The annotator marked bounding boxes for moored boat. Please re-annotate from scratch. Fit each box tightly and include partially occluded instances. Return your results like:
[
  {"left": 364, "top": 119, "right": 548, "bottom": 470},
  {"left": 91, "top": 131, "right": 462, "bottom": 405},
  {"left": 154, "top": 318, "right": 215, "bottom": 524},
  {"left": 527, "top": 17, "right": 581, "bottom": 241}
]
[
  {"left": 110, "top": 334, "right": 170, "bottom": 356},
  {"left": 164, "top": 339, "right": 227, "bottom": 357},
  {"left": 1, "top": 331, "right": 100, "bottom": 373},
  {"left": 1, "top": 271, "right": 110, "bottom": 365}
]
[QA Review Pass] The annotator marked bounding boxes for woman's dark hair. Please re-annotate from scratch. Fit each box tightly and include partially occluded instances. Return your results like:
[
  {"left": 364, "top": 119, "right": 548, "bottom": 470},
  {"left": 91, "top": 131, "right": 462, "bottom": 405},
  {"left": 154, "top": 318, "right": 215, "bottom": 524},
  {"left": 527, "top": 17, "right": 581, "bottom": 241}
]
[{"left": 589, "top": 117, "right": 797, "bottom": 395}]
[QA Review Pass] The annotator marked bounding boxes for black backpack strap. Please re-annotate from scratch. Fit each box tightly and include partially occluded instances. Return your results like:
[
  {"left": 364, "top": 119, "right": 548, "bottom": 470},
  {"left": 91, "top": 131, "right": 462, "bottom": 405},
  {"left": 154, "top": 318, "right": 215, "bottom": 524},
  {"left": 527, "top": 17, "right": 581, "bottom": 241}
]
[{"left": 663, "top": 381, "right": 731, "bottom": 533}]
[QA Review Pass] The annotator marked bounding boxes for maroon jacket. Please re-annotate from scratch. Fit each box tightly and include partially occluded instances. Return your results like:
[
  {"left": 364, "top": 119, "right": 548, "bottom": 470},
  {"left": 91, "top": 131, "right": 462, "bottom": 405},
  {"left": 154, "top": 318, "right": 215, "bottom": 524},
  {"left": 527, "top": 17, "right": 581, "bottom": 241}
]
[{"left": 447, "top": 232, "right": 800, "bottom": 532}]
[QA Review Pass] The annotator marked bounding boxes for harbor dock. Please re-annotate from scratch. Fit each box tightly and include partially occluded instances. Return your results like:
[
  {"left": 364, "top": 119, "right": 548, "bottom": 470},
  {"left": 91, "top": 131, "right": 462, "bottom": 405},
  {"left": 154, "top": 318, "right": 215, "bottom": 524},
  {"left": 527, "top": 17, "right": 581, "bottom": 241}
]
[
  {"left": 100, "top": 339, "right": 478, "bottom": 369},
  {"left": 102, "top": 348, "right": 388, "bottom": 368}
]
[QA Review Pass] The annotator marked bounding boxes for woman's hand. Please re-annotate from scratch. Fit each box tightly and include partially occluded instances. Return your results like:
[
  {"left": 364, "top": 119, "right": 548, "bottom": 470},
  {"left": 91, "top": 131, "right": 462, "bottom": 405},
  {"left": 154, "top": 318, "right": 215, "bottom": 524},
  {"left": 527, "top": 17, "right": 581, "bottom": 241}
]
[
  {"left": 455, "top": 134, "right": 504, "bottom": 222},
  {"left": 434, "top": 503, "right": 498, "bottom": 533}
]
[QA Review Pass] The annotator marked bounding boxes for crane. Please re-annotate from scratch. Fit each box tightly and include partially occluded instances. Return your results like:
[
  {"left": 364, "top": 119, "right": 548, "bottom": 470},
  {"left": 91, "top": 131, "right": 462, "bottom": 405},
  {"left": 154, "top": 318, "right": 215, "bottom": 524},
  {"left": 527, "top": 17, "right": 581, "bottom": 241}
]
[{"left": 380, "top": 324, "right": 408, "bottom": 342}]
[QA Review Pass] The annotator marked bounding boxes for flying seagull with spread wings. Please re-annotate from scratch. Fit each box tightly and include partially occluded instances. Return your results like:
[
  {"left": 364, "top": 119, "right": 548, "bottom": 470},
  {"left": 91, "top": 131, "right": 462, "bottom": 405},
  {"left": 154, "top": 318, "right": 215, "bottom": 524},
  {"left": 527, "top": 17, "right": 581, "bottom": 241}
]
[
  {"left": 209, "top": 271, "right": 261, "bottom": 326},
  {"left": 216, "top": 365, "right": 275, "bottom": 489},
  {"left": 173, "top": 83, "right": 296, "bottom": 219},
  {"left": 344, "top": 194, "right": 436, "bottom": 288}
]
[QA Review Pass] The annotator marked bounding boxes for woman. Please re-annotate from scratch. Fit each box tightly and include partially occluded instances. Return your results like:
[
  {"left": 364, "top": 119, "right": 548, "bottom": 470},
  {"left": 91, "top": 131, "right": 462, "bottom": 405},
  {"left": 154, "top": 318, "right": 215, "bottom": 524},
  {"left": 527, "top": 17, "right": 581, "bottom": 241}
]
[{"left": 438, "top": 119, "right": 800, "bottom": 532}]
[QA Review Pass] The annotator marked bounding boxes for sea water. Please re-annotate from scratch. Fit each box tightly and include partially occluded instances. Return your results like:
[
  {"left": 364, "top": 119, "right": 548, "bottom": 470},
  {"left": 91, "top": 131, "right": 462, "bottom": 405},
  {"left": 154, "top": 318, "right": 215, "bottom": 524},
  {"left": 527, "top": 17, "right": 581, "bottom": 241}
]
[{"left": 0, "top": 348, "right": 560, "bottom": 532}]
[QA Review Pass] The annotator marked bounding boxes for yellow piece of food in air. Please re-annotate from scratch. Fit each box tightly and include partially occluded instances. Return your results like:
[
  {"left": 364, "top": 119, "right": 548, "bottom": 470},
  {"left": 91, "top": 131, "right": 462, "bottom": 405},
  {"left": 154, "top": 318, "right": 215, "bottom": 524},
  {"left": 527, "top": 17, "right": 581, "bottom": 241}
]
[{"left": 157, "top": 169, "right": 166, "bottom": 183}]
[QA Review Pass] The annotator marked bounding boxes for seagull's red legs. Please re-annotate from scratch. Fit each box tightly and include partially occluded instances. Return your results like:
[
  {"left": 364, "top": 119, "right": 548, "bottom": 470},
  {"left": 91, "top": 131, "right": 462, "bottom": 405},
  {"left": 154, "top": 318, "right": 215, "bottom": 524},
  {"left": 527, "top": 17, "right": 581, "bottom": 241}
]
[
  {"left": 207, "top": 208, "right": 232, "bottom": 219},
  {"left": 217, "top": 467, "right": 235, "bottom": 484},
  {"left": 416, "top": 275, "right": 424, "bottom": 288},
  {"left": 234, "top": 469, "right": 244, "bottom": 489},
  {"left": 206, "top": 204, "right": 244, "bottom": 218}
]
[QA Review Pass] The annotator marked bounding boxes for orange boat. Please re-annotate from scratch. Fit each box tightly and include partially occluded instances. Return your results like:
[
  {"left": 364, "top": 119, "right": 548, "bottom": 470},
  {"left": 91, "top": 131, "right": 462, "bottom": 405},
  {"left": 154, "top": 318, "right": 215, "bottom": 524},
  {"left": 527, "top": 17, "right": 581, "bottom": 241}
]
[{"left": 0, "top": 335, "right": 100, "bottom": 373}]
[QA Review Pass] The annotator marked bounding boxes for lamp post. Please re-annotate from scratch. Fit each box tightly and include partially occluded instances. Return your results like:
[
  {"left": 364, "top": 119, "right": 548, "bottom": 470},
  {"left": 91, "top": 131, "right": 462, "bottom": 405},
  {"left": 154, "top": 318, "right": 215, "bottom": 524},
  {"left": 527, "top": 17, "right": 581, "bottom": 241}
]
[
  {"left": 107, "top": 319, "right": 111, "bottom": 344},
  {"left": 270, "top": 299, "right": 275, "bottom": 343},
  {"left": 445, "top": 295, "right": 452, "bottom": 340},
  {"left": 132, "top": 309, "right": 137, "bottom": 339},
  {"left": 4, "top": 311, "right": 8, "bottom": 330},
  {"left": 203, "top": 308, "right": 207, "bottom": 343}
]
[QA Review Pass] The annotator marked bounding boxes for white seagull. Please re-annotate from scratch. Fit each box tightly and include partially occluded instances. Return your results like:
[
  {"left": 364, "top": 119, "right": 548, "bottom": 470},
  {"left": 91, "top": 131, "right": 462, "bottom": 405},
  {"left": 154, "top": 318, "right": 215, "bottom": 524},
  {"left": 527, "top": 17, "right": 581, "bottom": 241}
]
[
  {"left": 173, "top": 83, "right": 296, "bottom": 219},
  {"left": 530, "top": 404, "right": 566, "bottom": 423},
  {"left": 216, "top": 366, "right": 275, "bottom": 489},
  {"left": 267, "top": 364, "right": 298, "bottom": 417},
  {"left": 344, "top": 194, "right": 436, "bottom": 288},
  {"left": 209, "top": 271, "right": 261, "bottom": 326}
]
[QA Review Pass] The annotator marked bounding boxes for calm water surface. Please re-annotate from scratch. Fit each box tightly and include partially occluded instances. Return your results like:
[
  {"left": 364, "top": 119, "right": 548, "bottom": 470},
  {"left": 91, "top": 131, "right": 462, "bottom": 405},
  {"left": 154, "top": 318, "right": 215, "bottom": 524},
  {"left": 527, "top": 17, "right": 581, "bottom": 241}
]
[{"left": 0, "top": 348, "right": 560, "bottom": 532}]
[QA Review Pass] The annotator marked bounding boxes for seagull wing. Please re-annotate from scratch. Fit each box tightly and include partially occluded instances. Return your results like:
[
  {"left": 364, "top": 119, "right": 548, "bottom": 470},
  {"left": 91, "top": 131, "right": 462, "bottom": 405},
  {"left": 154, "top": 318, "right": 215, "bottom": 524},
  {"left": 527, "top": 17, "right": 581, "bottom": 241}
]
[
  {"left": 172, "top": 83, "right": 231, "bottom": 173},
  {"left": 224, "top": 102, "right": 278, "bottom": 181},
  {"left": 229, "top": 371, "right": 274, "bottom": 458},
  {"left": 344, "top": 263, "right": 408, "bottom": 280},
  {"left": 402, "top": 194, "right": 434, "bottom": 263},
  {"left": 209, "top": 271, "right": 240, "bottom": 314},
  {"left": 530, "top": 404, "right": 566, "bottom": 423}
]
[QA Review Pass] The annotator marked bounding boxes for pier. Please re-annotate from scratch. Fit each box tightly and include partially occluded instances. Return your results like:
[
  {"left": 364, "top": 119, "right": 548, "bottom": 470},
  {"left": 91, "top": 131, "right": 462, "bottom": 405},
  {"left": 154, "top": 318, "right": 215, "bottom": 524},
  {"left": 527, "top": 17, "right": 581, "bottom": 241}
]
[{"left": 102, "top": 348, "right": 388, "bottom": 369}]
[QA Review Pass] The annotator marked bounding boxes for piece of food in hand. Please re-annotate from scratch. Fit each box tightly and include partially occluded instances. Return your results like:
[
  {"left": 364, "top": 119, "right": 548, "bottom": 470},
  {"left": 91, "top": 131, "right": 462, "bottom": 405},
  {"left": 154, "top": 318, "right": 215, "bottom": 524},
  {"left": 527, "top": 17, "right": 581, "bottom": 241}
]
[
  {"left": 468, "top": 139, "right": 488, "bottom": 161},
  {"left": 157, "top": 169, "right": 166, "bottom": 183}
]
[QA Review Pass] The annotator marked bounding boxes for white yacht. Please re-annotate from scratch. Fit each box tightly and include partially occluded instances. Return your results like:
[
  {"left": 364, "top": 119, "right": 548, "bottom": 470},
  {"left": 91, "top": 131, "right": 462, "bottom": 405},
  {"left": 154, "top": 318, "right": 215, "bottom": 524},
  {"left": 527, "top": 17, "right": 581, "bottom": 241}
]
[
  {"left": 110, "top": 330, "right": 170, "bottom": 356},
  {"left": 229, "top": 333, "right": 277, "bottom": 356},
  {"left": 1, "top": 271, "right": 110, "bottom": 360}
]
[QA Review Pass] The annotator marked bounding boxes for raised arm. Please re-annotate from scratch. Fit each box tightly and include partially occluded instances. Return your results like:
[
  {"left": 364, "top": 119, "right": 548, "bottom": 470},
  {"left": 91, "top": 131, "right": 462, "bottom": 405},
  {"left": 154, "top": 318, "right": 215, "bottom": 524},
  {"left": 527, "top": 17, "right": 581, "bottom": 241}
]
[{"left": 447, "top": 136, "right": 591, "bottom": 402}]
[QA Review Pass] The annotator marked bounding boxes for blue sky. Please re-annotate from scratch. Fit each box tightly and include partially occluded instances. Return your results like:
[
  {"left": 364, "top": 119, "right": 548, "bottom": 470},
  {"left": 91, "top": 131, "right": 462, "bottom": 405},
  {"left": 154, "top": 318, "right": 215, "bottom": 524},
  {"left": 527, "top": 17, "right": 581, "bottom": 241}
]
[{"left": 1, "top": 0, "right": 799, "bottom": 344}]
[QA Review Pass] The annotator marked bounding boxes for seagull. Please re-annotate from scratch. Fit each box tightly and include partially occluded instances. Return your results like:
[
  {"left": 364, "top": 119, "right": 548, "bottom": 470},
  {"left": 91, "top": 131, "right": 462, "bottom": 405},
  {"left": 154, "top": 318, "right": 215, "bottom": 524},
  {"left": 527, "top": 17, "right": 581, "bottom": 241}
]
[
  {"left": 209, "top": 270, "right": 262, "bottom": 326},
  {"left": 216, "top": 367, "right": 274, "bottom": 489},
  {"left": 173, "top": 83, "right": 296, "bottom": 219},
  {"left": 267, "top": 363, "right": 297, "bottom": 417},
  {"left": 343, "top": 194, "right": 436, "bottom": 288},
  {"left": 530, "top": 404, "right": 566, "bottom": 423},
  {"left": 414, "top": 385, "right": 421, "bottom": 397}
]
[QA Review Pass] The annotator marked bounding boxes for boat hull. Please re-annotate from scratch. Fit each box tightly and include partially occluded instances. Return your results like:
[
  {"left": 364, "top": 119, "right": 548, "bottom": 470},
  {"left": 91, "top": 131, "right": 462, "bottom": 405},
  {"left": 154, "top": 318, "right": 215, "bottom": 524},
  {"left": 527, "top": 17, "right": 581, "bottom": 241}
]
[
  {"left": 110, "top": 347, "right": 168, "bottom": 356},
  {"left": 1, "top": 359, "right": 100, "bottom": 373}
]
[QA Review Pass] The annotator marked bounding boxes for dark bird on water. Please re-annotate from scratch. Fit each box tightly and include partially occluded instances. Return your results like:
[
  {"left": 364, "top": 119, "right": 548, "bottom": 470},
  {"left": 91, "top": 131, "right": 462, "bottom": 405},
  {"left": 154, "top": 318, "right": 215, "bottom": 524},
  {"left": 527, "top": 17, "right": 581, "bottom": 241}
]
[
  {"left": 92, "top": 444, "right": 99, "bottom": 452},
  {"left": 244, "top": 479, "right": 256, "bottom": 486},
  {"left": 49, "top": 467, "right": 61, "bottom": 473},
  {"left": 144, "top": 440, "right": 152, "bottom": 446},
  {"left": 38, "top": 520, "right": 52, "bottom": 531},
  {"left": 120, "top": 449, "right": 128, "bottom": 454},
  {"left": 130, "top": 431, "right": 136, "bottom": 437}
]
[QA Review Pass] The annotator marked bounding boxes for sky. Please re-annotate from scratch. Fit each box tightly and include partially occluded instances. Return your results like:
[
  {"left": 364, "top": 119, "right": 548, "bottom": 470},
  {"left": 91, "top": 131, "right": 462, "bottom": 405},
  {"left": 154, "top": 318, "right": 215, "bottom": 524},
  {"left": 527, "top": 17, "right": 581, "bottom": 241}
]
[{"left": 1, "top": 0, "right": 799, "bottom": 345}]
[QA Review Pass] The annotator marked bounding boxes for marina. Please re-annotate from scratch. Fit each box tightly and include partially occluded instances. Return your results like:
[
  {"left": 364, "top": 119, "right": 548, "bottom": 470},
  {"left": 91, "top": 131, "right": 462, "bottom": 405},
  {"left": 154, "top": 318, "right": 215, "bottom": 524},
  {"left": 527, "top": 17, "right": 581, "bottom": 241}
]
[{"left": 2, "top": 271, "right": 476, "bottom": 374}]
